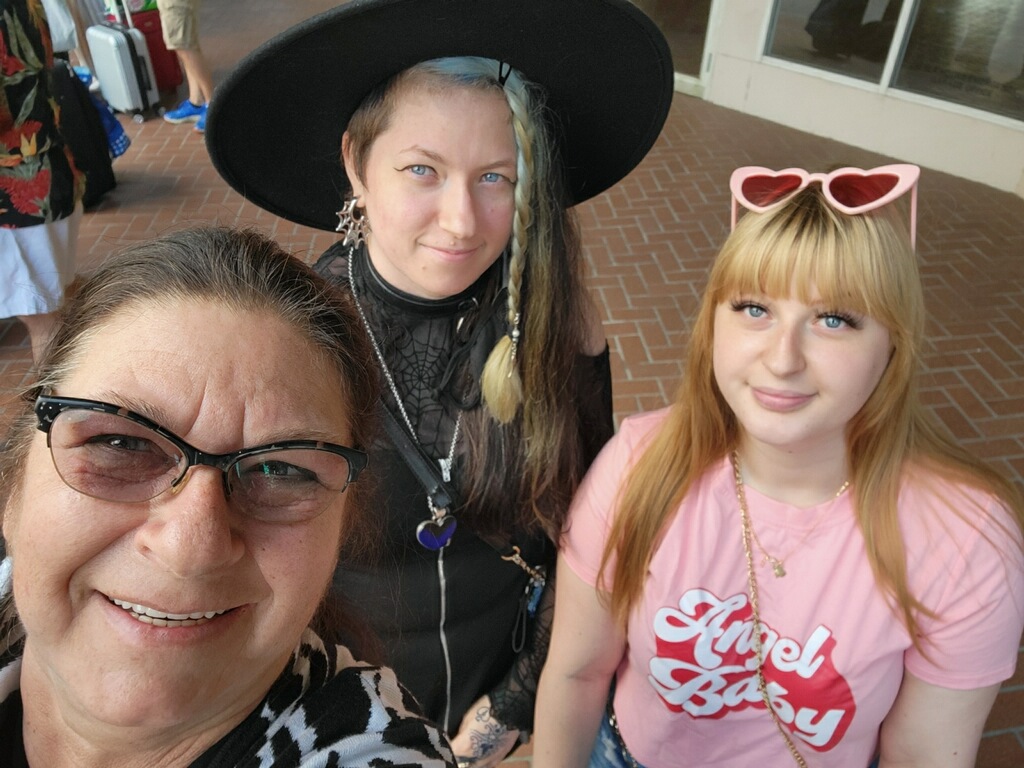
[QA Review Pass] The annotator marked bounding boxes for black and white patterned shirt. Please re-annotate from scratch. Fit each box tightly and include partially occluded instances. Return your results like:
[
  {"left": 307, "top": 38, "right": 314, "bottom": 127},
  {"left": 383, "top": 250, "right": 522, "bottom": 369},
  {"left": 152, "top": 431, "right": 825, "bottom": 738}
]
[{"left": 0, "top": 622, "right": 455, "bottom": 767}]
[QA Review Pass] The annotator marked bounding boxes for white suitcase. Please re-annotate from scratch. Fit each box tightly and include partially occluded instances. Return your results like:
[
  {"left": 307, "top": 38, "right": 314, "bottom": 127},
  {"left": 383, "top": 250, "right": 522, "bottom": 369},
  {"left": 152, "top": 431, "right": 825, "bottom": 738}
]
[{"left": 86, "top": 20, "right": 159, "bottom": 119}]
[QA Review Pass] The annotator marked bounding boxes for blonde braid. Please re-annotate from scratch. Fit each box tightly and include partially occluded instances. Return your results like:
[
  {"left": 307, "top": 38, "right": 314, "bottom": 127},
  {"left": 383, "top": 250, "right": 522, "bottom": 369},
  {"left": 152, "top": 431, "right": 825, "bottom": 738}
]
[{"left": 480, "top": 77, "right": 534, "bottom": 423}]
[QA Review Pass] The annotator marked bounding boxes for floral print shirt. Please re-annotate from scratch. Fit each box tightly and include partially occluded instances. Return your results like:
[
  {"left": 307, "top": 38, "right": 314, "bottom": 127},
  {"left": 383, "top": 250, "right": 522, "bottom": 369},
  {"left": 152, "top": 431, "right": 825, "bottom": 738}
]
[{"left": 1, "top": 0, "right": 80, "bottom": 228}]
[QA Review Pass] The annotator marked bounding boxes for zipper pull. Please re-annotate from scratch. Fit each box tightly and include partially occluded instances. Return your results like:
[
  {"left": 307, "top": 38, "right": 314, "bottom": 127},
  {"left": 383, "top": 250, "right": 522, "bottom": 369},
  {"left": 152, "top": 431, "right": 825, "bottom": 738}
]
[{"left": 512, "top": 590, "right": 529, "bottom": 653}]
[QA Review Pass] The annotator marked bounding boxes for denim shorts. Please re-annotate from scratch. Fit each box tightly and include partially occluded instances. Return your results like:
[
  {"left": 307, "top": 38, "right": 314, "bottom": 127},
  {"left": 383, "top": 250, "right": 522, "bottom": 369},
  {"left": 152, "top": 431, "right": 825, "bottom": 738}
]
[
  {"left": 588, "top": 709, "right": 647, "bottom": 768},
  {"left": 586, "top": 708, "right": 881, "bottom": 768}
]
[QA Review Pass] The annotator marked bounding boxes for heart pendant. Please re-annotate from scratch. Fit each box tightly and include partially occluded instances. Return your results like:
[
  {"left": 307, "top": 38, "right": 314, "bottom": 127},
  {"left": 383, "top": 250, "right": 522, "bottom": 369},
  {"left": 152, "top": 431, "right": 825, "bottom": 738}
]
[{"left": 416, "top": 515, "right": 457, "bottom": 550}]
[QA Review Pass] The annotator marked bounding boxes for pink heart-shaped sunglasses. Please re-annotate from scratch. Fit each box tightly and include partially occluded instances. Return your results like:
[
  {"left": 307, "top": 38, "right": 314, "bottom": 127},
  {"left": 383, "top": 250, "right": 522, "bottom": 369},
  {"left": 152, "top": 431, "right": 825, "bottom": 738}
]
[{"left": 730, "top": 164, "right": 920, "bottom": 248}]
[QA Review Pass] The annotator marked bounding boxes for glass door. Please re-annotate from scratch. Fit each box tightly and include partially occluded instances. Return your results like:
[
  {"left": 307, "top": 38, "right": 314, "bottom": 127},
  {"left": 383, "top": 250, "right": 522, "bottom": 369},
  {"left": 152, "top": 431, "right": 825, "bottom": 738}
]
[
  {"left": 764, "top": 0, "right": 1024, "bottom": 122},
  {"left": 635, "top": 0, "right": 714, "bottom": 92}
]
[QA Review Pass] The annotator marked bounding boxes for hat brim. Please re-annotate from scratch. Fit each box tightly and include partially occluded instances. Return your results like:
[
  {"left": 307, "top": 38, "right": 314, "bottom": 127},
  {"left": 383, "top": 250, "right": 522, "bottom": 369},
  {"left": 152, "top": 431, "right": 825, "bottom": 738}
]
[{"left": 206, "top": 0, "right": 674, "bottom": 232}]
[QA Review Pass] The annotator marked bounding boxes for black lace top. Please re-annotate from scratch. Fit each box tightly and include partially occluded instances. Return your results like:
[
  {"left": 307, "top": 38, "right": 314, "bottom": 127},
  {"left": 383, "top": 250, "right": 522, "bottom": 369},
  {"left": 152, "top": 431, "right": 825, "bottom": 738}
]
[{"left": 315, "top": 243, "right": 614, "bottom": 737}]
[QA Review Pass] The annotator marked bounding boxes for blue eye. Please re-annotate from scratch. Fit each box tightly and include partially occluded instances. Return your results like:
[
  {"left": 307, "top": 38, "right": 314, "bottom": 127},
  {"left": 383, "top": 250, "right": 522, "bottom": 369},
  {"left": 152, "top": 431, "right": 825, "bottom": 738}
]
[
  {"left": 819, "top": 311, "right": 860, "bottom": 330},
  {"left": 399, "top": 164, "right": 435, "bottom": 178},
  {"left": 730, "top": 300, "right": 767, "bottom": 318},
  {"left": 482, "top": 172, "right": 502, "bottom": 183}
]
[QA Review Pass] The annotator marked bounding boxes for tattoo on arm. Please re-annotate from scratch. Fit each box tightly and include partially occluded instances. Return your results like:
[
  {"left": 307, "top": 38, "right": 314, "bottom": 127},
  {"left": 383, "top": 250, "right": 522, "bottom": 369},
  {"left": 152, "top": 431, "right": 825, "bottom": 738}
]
[{"left": 468, "top": 706, "right": 509, "bottom": 758}]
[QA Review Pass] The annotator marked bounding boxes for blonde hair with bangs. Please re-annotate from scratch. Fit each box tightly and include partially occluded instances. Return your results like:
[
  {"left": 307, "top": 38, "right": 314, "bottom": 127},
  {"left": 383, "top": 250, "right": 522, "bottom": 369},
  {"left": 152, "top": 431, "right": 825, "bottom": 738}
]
[{"left": 601, "top": 188, "right": 1024, "bottom": 643}]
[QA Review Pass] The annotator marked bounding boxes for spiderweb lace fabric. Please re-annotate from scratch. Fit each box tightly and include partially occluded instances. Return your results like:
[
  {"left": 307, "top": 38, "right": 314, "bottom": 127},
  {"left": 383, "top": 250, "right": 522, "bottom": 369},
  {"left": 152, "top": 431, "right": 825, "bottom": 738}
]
[
  {"left": 318, "top": 243, "right": 488, "bottom": 460},
  {"left": 315, "top": 243, "right": 603, "bottom": 737},
  {"left": 488, "top": 566, "right": 556, "bottom": 735}
]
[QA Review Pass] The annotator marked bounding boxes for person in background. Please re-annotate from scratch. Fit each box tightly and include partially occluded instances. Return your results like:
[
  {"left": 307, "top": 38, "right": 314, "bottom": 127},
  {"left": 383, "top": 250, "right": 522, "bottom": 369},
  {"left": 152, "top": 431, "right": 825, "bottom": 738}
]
[
  {"left": 158, "top": 0, "right": 213, "bottom": 132},
  {"left": 205, "top": 0, "right": 674, "bottom": 764},
  {"left": 0, "top": 226, "right": 455, "bottom": 767},
  {"left": 534, "top": 165, "right": 1024, "bottom": 767},
  {"left": 1, "top": 0, "right": 83, "bottom": 362}
]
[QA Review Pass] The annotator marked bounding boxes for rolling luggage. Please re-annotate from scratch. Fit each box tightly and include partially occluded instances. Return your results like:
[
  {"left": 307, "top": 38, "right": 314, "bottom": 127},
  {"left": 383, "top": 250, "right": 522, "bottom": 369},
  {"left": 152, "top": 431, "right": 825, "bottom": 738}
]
[
  {"left": 130, "top": 10, "right": 182, "bottom": 92},
  {"left": 86, "top": 8, "right": 159, "bottom": 118},
  {"left": 105, "top": 3, "right": 182, "bottom": 93}
]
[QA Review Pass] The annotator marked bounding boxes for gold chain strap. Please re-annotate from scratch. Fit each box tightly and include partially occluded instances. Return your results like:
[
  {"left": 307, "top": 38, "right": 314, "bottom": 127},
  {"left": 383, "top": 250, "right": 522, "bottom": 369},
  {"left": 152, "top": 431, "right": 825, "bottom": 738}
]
[
  {"left": 607, "top": 707, "right": 641, "bottom": 768},
  {"left": 500, "top": 545, "right": 545, "bottom": 583},
  {"left": 731, "top": 452, "right": 809, "bottom": 768}
]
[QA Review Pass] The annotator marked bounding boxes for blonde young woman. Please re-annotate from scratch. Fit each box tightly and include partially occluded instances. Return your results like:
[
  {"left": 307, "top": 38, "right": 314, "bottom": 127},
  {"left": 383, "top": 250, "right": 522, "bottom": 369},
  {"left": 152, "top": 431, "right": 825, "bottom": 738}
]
[{"left": 534, "top": 166, "right": 1024, "bottom": 767}]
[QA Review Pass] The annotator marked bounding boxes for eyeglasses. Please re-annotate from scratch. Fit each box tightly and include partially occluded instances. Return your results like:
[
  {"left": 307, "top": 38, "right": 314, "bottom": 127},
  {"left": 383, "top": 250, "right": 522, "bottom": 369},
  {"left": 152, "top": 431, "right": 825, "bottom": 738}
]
[
  {"left": 730, "top": 164, "right": 920, "bottom": 248},
  {"left": 34, "top": 395, "right": 368, "bottom": 523}
]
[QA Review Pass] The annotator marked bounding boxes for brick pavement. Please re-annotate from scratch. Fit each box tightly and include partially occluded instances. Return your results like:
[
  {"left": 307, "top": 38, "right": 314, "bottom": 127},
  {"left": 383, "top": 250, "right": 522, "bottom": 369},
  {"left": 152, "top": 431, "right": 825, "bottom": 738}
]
[{"left": 0, "top": 0, "right": 1021, "bottom": 764}]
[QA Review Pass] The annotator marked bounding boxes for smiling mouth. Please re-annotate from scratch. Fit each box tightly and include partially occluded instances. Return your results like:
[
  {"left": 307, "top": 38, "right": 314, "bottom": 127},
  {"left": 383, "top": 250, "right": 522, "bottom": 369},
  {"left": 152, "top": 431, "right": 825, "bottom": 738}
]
[
  {"left": 428, "top": 244, "right": 478, "bottom": 257},
  {"left": 110, "top": 597, "right": 231, "bottom": 628},
  {"left": 753, "top": 388, "right": 813, "bottom": 410}
]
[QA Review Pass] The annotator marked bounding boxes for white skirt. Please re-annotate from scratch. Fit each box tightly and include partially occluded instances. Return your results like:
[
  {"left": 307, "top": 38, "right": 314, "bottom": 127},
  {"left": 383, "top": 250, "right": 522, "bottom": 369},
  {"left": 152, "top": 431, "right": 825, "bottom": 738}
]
[{"left": 0, "top": 206, "right": 82, "bottom": 318}]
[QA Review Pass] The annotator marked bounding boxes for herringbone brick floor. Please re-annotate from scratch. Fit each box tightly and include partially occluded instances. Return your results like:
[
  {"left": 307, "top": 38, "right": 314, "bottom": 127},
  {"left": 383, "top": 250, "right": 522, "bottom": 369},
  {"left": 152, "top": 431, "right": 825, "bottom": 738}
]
[{"left": 1, "top": 1, "right": 1021, "bottom": 764}]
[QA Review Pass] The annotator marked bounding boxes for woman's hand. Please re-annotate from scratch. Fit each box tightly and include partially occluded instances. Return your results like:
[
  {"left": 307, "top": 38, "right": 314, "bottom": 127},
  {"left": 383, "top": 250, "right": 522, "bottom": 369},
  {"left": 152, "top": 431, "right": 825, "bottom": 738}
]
[{"left": 449, "top": 695, "right": 520, "bottom": 768}]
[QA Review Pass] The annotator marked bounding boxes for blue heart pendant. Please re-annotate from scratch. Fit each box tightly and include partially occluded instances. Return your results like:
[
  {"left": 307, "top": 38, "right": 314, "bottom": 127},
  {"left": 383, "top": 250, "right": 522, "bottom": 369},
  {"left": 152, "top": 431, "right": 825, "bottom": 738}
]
[{"left": 416, "top": 515, "right": 457, "bottom": 550}]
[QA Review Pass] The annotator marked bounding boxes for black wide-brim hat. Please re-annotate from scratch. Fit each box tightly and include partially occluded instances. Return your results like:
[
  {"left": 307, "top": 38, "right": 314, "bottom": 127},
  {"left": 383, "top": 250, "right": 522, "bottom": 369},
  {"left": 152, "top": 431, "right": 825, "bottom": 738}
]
[{"left": 206, "top": 0, "right": 674, "bottom": 232}]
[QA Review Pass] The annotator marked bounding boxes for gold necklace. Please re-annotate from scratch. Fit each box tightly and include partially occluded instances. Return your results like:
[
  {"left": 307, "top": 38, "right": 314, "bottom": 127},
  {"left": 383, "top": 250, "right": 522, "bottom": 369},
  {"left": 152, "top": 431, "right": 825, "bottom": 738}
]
[
  {"left": 733, "top": 451, "right": 849, "bottom": 577},
  {"left": 731, "top": 451, "right": 809, "bottom": 768}
]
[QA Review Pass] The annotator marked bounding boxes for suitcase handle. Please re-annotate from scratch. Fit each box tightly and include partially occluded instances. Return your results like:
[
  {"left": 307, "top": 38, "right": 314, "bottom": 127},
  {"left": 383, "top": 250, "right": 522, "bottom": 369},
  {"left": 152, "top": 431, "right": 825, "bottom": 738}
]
[
  {"left": 108, "top": 0, "right": 133, "bottom": 28},
  {"left": 96, "top": 18, "right": 152, "bottom": 112}
]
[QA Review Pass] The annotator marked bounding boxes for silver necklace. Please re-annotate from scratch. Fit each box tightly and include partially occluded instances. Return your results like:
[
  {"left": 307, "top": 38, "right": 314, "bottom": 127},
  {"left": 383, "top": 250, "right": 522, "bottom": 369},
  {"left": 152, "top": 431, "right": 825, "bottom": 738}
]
[{"left": 348, "top": 252, "right": 462, "bottom": 549}]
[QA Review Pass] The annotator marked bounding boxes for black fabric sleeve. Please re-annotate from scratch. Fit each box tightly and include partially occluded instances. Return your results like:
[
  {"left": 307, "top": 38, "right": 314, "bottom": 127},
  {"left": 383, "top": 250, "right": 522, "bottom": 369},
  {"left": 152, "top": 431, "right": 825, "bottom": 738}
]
[
  {"left": 486, "top": 563, "right": 556, "bottom": 736},
  {"left": 577, "top": 345, "right": 615, "bottom": 465}
]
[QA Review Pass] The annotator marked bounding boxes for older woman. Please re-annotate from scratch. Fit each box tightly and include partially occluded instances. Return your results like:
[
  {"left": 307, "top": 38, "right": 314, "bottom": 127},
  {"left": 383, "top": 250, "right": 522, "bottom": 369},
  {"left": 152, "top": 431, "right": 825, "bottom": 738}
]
[{"left": 0, "top": 227, "right": 454, "bottom": 766}]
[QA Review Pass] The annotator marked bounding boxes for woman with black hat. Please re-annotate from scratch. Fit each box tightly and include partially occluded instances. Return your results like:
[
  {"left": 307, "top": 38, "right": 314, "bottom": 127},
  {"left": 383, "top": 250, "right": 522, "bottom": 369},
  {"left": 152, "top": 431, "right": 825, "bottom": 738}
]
[{"left": 206, "top": 1, "right": 673, "bottom": 762}]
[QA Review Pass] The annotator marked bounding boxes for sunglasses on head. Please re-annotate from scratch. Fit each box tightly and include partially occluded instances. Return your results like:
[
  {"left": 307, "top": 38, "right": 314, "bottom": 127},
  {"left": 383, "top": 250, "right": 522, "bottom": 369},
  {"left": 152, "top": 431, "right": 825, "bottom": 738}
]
[{"left": 730, "top": 164, "right": 920, "bottom": 248}]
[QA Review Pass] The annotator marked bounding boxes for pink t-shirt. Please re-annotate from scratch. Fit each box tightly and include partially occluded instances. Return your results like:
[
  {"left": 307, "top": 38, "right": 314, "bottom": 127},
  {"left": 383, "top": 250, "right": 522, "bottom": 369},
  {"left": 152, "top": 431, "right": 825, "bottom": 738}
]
[{"left": 562, "top": 408, "right": 1024, "bottom": 767}]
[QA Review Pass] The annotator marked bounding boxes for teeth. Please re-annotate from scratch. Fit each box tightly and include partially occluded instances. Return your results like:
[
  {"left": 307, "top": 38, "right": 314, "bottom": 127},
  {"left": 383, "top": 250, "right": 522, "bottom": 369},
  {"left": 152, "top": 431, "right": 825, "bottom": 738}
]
[{"left": 111, "top": 598, "right": 228, "bottom": 627}]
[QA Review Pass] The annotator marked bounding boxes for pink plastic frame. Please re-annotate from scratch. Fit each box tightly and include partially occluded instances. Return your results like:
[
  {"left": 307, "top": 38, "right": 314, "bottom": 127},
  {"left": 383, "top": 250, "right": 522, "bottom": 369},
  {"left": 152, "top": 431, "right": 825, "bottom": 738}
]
[{"left": 729, "top": 164, "right": 920, "bottom": 248}]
